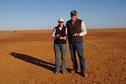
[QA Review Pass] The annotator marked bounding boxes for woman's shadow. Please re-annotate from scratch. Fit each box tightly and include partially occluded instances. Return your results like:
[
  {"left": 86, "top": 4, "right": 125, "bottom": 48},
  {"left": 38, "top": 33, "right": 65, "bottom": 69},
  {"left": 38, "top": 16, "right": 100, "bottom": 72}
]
[{"left": 9, "top": 52, "right": 71, "bottom": 73}]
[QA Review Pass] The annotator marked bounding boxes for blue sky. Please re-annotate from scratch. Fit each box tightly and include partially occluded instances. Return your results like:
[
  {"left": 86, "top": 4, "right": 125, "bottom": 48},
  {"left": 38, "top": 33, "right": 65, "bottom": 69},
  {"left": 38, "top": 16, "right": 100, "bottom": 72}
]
[{"left": 0, "top": 0, "right": 126, "bottom": 30}]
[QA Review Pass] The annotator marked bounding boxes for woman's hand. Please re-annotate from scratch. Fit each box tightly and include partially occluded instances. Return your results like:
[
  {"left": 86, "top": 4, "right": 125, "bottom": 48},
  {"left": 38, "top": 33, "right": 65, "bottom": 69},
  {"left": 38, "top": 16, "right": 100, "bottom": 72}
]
[
  {"left": 56, "top": 35, "right": 59, "bottom": 38},
  {"left": 59, "top": 37, "right": 64, "bottom": 40},
  {"left": 56, "top": 34, "right": 60, "bottom": 38}
]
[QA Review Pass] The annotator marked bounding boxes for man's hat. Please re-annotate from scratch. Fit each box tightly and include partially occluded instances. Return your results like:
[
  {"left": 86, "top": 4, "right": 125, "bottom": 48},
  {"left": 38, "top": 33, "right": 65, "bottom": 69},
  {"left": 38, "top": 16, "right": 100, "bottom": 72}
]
[{"left": 71, "top": 10, "right": 77, "bottom": 15}]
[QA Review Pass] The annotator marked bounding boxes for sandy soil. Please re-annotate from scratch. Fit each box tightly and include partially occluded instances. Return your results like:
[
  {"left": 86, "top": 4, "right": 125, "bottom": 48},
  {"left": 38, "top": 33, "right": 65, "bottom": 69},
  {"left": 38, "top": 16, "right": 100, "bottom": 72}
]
[{"left": 0, "top": 28, "right": 126, "bottom": 84}]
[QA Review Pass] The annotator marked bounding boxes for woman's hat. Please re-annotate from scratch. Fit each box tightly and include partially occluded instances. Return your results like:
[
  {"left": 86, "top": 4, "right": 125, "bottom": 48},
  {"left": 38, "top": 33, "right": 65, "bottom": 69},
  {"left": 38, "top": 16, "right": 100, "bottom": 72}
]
[{"left": 58, "top": 18, "right": 64, "bottom": 22}]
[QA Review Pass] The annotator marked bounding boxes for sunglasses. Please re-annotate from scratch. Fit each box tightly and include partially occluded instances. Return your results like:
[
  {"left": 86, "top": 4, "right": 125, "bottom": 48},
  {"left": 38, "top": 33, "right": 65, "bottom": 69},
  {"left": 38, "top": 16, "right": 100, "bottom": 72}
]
[
  {"left": 71, "top": 14, "right": 76, "bottom": 16},
  {"left": 59, "top": 21, "right": 64, "bottom": 23}
]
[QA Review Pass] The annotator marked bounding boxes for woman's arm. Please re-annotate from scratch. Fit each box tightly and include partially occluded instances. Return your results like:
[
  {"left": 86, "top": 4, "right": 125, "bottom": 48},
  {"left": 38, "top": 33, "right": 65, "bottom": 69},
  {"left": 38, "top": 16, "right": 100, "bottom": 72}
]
[{"left": 52, "top": 27, "right": 56, "bottom": 39}]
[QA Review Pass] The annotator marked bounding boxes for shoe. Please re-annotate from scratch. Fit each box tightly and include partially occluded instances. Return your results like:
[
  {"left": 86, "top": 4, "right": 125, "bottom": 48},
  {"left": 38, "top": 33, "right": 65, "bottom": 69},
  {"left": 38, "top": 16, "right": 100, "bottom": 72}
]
[
  {"left": 62, "top": 71, "right": 66, "bottom": 74},
  {"left": 55, "top": 71, "right": 59, "bottom": 74},
  {"left": 82, "top": 72, "right": 88, "bottom": 77},
  {"left": 71, "top": 69, "right": 77, "bottom": 73}
]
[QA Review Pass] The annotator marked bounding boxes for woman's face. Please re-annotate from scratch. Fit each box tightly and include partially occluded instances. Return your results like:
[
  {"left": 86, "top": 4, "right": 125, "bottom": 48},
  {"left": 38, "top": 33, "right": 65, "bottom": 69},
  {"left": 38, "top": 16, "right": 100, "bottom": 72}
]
[{"left": 58, "top": 21, "right": 64, "bottom": 26}]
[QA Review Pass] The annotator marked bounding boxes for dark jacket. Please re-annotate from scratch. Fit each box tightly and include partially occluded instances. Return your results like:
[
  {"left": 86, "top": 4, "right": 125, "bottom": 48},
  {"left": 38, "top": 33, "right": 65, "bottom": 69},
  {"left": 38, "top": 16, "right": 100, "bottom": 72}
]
[{"left": 54, "top": 25, "right": 67, "bottom": 44}]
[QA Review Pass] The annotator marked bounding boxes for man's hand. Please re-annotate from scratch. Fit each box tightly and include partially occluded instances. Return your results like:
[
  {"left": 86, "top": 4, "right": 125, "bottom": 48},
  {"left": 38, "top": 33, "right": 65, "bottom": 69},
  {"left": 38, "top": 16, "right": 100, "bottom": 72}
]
[
  {"left": 72, "top": 33, "right": 79, "bottom": 36},
  {"left": 59, "top": 37, "right": 64, "bottom": 40}
]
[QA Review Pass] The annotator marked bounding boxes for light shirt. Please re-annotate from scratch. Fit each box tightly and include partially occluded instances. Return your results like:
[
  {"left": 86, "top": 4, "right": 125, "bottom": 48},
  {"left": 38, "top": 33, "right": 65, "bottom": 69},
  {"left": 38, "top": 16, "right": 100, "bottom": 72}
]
[{"left": 79, "top": 21, "right": 87, "bottom": 36}]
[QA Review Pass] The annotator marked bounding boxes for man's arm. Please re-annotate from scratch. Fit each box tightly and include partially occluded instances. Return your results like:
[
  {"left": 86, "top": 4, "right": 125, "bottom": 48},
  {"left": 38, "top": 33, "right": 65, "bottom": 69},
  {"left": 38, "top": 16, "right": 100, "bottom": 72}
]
[{"left": 78, "top": 21, "right": 87, "bottom": 36}]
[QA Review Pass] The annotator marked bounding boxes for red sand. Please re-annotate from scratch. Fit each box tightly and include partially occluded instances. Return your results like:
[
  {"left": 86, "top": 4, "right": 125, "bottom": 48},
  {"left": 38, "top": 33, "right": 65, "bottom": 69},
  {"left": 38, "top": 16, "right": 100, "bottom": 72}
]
[{"left": 0, "top": 28, "right": 126, "bottom": 84}]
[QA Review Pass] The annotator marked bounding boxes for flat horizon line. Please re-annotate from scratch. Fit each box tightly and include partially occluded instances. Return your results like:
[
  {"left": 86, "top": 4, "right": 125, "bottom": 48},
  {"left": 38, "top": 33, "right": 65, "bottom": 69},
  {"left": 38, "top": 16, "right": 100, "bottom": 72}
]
[{"left": 0, "top": 27, "right": 126, "bottom": 31}]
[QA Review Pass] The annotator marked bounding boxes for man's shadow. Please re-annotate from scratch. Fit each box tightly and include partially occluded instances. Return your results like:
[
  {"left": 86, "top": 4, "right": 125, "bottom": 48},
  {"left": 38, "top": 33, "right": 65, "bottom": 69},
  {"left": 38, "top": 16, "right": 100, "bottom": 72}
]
[{"left": 9, "top": 52, "right": 71, "bottom": 73}]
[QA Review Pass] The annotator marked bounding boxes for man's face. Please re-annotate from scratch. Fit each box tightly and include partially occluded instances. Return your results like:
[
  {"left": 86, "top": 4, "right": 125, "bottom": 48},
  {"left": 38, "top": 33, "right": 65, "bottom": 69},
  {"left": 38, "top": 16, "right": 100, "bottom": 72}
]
[{"left": 71, "top": 14, "right": 77, "bottom": 21}]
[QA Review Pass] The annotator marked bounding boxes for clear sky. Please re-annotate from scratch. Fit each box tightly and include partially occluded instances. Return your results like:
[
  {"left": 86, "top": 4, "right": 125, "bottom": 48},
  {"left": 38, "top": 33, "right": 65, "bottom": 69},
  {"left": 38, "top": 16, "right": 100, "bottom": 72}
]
[{"left": 0, "top": 0, "right": 126, "bottom": 30}]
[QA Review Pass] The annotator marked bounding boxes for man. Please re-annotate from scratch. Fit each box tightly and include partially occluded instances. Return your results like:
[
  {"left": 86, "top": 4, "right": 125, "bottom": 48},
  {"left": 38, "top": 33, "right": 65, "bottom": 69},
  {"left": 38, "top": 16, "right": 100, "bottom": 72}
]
[{"left": 66, "top": 10, "right": 87, "bottom": 77}]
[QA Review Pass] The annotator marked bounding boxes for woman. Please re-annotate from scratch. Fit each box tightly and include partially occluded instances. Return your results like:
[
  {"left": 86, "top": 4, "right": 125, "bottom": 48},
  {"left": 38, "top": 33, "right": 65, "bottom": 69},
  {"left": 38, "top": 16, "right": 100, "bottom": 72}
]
[{"left": 52, "top": 18, "right": 67, "bottom": 74}]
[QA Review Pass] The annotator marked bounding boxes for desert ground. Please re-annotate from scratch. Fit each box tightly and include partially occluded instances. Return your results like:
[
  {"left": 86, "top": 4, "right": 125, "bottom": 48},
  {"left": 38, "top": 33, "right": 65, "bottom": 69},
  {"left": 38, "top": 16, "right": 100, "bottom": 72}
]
[{"left": 0, "top": 28, "right": 126, "bottom": 84}]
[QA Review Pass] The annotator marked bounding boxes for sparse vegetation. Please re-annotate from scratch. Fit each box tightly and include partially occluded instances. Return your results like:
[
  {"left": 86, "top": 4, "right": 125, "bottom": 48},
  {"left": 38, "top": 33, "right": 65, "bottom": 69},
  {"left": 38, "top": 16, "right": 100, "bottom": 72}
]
[
  {"left": 14, "top": 30, "right": 17, "bottom": 33},
  {"left": 83, "top": 40, "right": 99, "bottom": 48}
]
